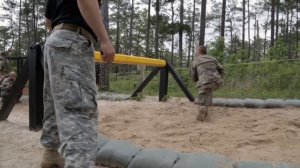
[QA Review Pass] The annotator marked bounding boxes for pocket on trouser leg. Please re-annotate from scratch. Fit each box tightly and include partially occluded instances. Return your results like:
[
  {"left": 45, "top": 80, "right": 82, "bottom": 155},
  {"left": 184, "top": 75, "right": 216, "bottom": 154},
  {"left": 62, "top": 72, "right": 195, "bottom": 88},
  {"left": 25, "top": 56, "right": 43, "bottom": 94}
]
[
  {"left": 62, "top": 65, "right": 97, "bottom": 112},
  {"left": 64, "top": 80, "right": 97, "bottom": 112},
  {"left": 64, "top": 81, "right": 82, "bottom": 110},
  {"left": 80, "top": 86, "right": 97, "bottom": 112}
]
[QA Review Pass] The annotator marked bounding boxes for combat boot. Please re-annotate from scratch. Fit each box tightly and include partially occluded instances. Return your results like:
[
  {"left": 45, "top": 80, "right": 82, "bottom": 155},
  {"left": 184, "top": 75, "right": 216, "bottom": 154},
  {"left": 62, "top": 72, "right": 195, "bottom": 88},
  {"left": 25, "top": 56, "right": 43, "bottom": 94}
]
[
  {"left": 197, "top": 106, "right": 208, "bottom": 121},
  {"left": 41, "top": 148, "right": 65, "bottom": 168},
  {"left": 194, "top": 98, "right": 201, "bottom": 105}
]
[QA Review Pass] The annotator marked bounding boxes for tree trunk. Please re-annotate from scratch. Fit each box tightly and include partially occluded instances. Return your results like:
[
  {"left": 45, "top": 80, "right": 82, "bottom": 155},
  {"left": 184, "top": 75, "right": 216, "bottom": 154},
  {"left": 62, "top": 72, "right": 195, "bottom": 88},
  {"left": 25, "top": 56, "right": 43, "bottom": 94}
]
[
  {"left": 270, "top": 0, "right": 275, "bottom": 47},
  {"left": 285, "top": 4, "right": 289, "bottom": 45},
  {"left": 154, "top": 0, "right": 160, "bottom": 58},
  {"left": 253, "top": 16, "right": 256, "bottom": 61},
  {"left": 264, "top": 8, "right": 270, "bottom": 57},
  {"left": 32, "top": 0, "right": 37, "bottom": 43},
  {"left": 187, "top": 32, "right": 192, "bottom": 67},
  {"left": 171, "top": 2, "right": 174, "bottom": 65},
  {"left": 199, "top": 0, "right": 207, "bottom": 45},
  {"left": 9, "top": 0, "right": 16, "bottom": 50},
  {"left": 221, "top": 0, "right": 226, "bottom": 37},
  {"left": 116, "top": 0, "right": 120, "bottom": 53},
  {"left": 247, "top": 0, "right": 250, "bottom": 60},
  {"left": 25, "top": 0, "right": 31, "bottom": 45},
  {"left": 179, "top": 0, "right": 184, "bottom": 66},
  {"left": 191, "top": 0, "right": 196, "bottom": 61},
  {"left": 288, "top": 7, "right": 292, "bottom": 58},
  {"left": 99, "top": 0, "right": 110, "bottom": 91},
  {"left": 146, "top": 0, "right": 151, "bottom": 57},
  {"left": 297, "top": 2, "right": 299, "bottom": 58},
  {"left": 18, "top": 0, "right": 21, "bottom": 57},
  {"left": 129, "top": 0, "right": 134, "bottom": 55},
  {"left": 275, "top": 0, "right": 279, "bottom": 39},
  {"left": 284, "top": 2, "right": 290, "bottom": 59},
  {"left": 256, "top": 19, "right": 259, "bottom": 61},
  {"left": 242, "top": 0, "right": 246, "bottom": 50},
  {"left": 230, "top": 20, "right": 233, "bottom": 53}
]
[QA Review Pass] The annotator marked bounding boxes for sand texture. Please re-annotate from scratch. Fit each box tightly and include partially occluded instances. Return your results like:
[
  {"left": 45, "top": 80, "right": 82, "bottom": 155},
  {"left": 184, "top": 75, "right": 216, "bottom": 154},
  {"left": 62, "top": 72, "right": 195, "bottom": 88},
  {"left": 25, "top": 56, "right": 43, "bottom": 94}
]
[{"left": 1, "top": 97, "right": 299, "bottom": 168}]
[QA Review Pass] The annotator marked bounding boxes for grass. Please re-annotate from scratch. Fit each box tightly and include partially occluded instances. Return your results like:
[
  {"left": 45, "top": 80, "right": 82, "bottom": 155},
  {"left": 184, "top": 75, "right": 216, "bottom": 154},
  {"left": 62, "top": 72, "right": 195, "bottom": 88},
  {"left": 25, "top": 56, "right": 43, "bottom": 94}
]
[{"left": 108, "top": 62, "right": 300, "bottom": 99}]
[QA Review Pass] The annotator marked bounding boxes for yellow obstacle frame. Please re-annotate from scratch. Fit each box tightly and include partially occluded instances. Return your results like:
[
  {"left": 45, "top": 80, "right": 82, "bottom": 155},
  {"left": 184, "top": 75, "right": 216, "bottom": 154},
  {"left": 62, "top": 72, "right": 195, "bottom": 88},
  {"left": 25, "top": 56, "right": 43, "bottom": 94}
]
[
  {"left": 94, "top": 51, "right": 166, "bottom": 67},
  {"left": 95, "top": 51, "right": 194, "bottom": 102}
]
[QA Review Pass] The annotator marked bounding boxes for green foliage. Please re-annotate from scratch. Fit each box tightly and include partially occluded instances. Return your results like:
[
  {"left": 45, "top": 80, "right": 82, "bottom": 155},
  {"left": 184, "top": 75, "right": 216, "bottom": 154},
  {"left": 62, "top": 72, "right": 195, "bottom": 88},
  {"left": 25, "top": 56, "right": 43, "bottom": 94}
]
[
  {"left": 267, "top": 38, "right": 288, "bottom": 60},
  {"left": 109, "top": 60, "right": 300, "bottom": 99},
  {"left": 208, "top": 37, "right": 225, "bottom": 63},
  {"left": 226, "top": 50, "right": 245, "bottom": 64}
]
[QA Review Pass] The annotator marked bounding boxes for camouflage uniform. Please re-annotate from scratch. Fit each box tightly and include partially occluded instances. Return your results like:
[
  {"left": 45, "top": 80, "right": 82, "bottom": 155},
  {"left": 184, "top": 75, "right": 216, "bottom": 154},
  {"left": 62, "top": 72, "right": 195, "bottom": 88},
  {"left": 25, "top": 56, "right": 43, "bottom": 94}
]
[
  {"left": 191, "top": 55, "right": 224, "bottom": 120},
  {"left": 0, "top": 52, "right": 9, "bottom": 74},
  {"left": 0, "top": 77, "right": 14, "bottom": 103},
  {"left": 40, "top": 29, "right": 98, "bottom": 167}
]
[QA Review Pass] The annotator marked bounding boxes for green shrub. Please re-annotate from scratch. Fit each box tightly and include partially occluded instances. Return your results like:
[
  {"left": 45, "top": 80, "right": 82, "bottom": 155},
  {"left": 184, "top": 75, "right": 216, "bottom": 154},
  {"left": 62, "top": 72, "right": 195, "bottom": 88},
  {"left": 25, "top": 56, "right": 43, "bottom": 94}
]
[{"left": 109, "top": 61, "right": 300, "bottom": 99}]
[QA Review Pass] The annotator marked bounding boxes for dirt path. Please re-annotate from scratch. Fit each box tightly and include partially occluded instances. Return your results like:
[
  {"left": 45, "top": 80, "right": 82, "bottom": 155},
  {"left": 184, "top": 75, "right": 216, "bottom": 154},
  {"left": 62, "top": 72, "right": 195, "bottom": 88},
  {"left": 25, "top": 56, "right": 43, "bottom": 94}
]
[{"left": 1, "top": 97, "right": 299, "bottom": 168}]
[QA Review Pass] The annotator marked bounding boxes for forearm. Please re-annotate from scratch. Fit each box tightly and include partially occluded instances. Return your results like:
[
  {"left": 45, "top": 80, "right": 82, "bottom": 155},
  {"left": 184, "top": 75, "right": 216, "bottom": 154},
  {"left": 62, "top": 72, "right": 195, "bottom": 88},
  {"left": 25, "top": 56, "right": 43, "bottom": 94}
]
[
  {"left": 45, "top": 18, "right": 52, "bottom": 32},
  {"left": 77, "top": 0, "right": 111, "bottom": 43},
  {"left": 191, "top": 68, "right": 198, "bottom": 82}
]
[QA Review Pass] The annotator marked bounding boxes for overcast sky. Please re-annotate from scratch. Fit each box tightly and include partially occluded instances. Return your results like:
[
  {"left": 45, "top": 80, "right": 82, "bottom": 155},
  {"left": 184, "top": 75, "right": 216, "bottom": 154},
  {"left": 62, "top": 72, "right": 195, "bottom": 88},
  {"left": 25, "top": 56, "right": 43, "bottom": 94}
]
[{"left": 0, "top": 0, "right": 270, "bottom": 45}]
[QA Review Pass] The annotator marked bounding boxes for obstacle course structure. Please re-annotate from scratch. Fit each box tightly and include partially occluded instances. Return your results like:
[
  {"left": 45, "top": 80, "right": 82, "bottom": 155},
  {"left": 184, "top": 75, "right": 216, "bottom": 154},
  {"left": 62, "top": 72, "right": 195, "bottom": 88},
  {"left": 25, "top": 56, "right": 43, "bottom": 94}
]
[
  {"left": 0, "top": 45, "right": 194, "bottom": 130},
  {"left": 95, "top": 51, "right": 194, "bottom": 102}
]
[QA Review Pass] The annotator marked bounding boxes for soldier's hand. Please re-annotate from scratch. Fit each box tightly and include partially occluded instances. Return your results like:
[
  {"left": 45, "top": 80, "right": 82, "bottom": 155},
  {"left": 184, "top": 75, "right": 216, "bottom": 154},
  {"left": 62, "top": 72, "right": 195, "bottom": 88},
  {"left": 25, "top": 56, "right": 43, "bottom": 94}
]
[{"left": 101, "top": 42, "right": 115, "bottom": 63}]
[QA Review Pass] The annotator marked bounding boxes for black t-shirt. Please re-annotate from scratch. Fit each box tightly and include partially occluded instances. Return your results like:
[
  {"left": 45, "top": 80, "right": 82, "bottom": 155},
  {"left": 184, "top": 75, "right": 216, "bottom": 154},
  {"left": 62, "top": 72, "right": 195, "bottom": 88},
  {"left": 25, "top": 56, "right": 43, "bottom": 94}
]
[{"left": 45, "top": 0, "right": 99, "bottom": 40}]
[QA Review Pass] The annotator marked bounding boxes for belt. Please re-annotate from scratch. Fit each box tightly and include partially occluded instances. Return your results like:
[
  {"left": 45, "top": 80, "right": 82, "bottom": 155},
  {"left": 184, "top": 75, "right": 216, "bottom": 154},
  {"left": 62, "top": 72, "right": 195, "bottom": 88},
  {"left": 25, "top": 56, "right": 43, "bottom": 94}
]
[{"left": 53, "top": 23, "right": 96, "bottom": 44}]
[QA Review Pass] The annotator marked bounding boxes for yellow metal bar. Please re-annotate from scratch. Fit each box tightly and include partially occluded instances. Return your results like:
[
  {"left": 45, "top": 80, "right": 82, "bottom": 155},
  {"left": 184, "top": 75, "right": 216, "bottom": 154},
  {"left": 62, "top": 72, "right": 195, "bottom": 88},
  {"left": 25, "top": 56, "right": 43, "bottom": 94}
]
[{"left": 94, "top": 51, "right": 166, "bottom": 67}]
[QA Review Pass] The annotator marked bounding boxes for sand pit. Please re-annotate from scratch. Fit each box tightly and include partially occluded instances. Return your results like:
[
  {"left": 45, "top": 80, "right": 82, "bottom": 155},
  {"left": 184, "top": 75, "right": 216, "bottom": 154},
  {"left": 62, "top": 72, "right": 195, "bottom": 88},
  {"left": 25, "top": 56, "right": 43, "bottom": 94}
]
[{"left": 0, "top": 97, "right": 300, "bottom": 167}]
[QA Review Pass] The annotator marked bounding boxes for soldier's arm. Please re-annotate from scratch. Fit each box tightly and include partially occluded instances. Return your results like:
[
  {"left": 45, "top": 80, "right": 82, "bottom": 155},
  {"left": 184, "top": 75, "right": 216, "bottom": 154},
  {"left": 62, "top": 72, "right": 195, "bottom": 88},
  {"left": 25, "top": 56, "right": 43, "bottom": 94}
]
[
  {"left": 45, "top": 18, "right": 52, "bottom": 32},
  {"left": 45, "top": 0, "right": 52, "bottom": 32},
  {"left": 77, "top": 0, "right": 115, "bottom": 63},
  {"left": 190, "top": 63, "right": 198, "bottom": 82},
  {"left": 216, "top": 61, "right": 224, "bottom": 78}
]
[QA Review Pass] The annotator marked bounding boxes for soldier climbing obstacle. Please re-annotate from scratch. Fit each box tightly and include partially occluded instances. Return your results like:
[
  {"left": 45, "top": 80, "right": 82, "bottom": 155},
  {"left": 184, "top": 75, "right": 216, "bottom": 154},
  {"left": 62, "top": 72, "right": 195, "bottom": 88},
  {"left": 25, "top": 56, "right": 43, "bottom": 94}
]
[
  {"left": 190, "top": 46, "right": 224, "bottom": 121},
  {"left": 0, "top": 50, "right": 11, "bottom": 75},
  {"left": 0, "top": 71, "right": 17, "bottom": 104}
]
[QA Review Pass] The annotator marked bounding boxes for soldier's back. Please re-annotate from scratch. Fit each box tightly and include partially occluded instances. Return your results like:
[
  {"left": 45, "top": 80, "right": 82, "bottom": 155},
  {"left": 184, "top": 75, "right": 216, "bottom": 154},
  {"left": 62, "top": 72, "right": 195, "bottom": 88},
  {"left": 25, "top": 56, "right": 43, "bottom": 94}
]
[{"left": 193, "top": 55, "right": 222, "bottom": 87}]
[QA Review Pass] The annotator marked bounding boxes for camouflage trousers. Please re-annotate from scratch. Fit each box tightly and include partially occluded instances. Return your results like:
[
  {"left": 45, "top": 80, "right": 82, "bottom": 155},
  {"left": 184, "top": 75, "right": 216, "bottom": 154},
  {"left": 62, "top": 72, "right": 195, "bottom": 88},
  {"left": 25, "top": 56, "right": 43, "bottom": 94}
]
[
  {"left": 196, "top": 82, "right": 220, "bottom": 106},
  {"left": 40, "top": 30, "right": 98, "bottom": 168}
]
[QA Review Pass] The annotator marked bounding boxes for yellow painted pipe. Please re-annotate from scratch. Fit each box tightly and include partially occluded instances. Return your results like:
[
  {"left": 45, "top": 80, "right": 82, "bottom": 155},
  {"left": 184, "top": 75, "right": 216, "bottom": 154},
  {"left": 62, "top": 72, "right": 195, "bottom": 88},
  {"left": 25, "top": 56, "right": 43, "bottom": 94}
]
[{"left": 94, "top": 51, "right": 166, "bottom": 67}]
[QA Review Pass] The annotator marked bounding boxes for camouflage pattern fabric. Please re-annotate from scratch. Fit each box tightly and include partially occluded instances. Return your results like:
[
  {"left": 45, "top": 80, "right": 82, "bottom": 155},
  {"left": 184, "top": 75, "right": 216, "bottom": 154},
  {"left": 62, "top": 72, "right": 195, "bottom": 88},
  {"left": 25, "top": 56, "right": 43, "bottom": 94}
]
[
  {"left": 191, "top": 55, "right": 224, "bottom": 88},
  {"left": 40, "top": 29, "right": 98, "bottom": 168},
  {"left": 0, "top": 52, "right": 9, "bottom": 73},
  {"left": 191, "top": 55, "right": 224, "bottom": 106},
  {"left": 191, "top": 55, "right": 224, "bottom": 121},
  {"left": 0, "top": 77, "right": 14, "bottom": 102},
  {"left": 197, "top": 82, "right": 222, "bottom": 106}
]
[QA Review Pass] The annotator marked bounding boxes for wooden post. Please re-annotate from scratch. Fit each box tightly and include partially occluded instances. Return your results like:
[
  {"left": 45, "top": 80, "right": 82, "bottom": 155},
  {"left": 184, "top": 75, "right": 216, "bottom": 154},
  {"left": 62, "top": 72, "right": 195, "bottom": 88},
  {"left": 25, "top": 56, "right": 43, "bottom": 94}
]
[{"left": 137, "top": 65, "right": 146, "bottom": 97}]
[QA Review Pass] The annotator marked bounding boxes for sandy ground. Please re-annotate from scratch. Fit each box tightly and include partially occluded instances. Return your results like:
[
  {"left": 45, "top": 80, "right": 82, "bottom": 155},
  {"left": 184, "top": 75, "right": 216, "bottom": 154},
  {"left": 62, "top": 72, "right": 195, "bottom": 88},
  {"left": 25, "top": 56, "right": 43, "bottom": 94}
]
[{"left": 0, "top": 97, "right": 300, "bottom": 168}]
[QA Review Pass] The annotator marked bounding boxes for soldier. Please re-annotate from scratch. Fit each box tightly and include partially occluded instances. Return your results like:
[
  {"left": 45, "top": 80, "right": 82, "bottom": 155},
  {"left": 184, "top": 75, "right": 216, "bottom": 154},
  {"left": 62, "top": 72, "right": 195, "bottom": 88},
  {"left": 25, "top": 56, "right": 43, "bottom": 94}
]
[
  {"left": 41, "top": 0, "right": 115, "bottom": 168},
  {"left": 0, "top": 71, "right": 17, "bottom": 103},
  {"left": 191, "top": 46, "right": 224, "bottom": 121},
  {"left": 0, "top": 50, "right": 11, "bottom": 74}
]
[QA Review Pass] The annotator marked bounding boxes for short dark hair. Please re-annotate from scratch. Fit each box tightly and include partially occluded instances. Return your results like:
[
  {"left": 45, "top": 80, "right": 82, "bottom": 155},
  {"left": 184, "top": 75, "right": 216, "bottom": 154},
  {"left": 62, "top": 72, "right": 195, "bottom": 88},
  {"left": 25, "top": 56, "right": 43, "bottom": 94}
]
[{"left": 198, "top": 46, "right": 207, "bottom": 55}]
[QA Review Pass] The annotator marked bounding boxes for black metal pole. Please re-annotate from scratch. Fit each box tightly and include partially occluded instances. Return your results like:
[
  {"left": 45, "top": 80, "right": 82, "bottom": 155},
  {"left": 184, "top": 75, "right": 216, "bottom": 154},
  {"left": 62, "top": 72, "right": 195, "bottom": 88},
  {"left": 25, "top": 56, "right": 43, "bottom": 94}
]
[
  {"left": 131, "top": 67, "right": 160, "bottom": 98},
  {"left": 159, "top": 67, "right": 168, "bottom": 101},
  {"left": 28, "top": 45, "right": 44, "bottom": 131},
  {"left": 167, "top": 63, "right": 195, "bottom": 102}
]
